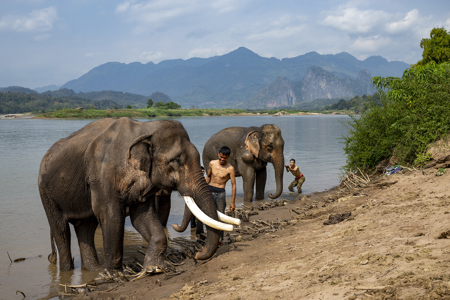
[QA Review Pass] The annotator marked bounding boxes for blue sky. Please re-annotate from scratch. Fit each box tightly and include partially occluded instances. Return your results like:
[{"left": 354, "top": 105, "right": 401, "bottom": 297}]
[{"left": 1, "top": 0, "right": 449, "bottom": 89}]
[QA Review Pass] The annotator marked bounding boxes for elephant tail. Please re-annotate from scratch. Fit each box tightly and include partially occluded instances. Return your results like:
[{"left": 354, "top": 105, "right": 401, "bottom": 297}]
[{"left": 47, "top": 232, "right": 57, "bottom": 264}]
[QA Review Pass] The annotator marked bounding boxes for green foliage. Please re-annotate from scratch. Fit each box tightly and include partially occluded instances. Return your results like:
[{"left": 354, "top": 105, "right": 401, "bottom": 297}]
[
  {"left": 126, "top": 105, "right": 132, "bottom": 109},
  {"left": 0, "top": 91, "right": 120, "bottom": 114},
  {"left": 153, "top": 101, "right": 181, "bottom": 109},
  {"left": 147, "top": 98, "right": 154, "bottom": 107},
  {"left": 322, "top": 93, "right": 382, "bottom": 113},
  {"left": 417, "top": 27, "right": 450, "bottom": 66},
  {"left": 436, "top": 167, "right": 447, "bottom": 176},
  {"left": 414, "top": 152, "right": 433, "bottom": 168},
  {"left": 342, "top": 61, "right": 450, "bottom": 171}
]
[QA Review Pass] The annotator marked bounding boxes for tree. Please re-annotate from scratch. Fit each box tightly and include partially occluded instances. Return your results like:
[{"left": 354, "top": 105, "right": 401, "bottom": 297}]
[
  {"left": 165, "top": 101, "right": 181, "bottom": 109},
  {"left": 416, "top": 27, "right": 450, "bottom": 66},
  {"left": 127, "top": 105, "right": 132, "bottom": 109},
  {"left": 147, "top": 98, "right": 154, "bottom": 108},
  {"left": 154, "top": 101, "right": 165, "bottom": 108}
]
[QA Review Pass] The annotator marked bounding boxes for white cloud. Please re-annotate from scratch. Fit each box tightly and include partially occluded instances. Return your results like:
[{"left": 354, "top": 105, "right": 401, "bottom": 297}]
[
  {"left": 187, "top": 46, "right": 228, "bottom": 59},
  {"left": 385, "top": 9, "right": 420, "bottom": 33},
  {"left": 210, "top": 0, "right": 242, "bottom": 14},
  {"left": 115, "top": 0, "right": 198, "bottom": 29},
  {"left": 323, "top": 7, "right": 388, "bottom": 33},
  {"left": 246, "top": 15, "right": 306, "bottom": 41},
  {"left": 139, "top": 51, "right": 163, "bottom": 62},
  {"left": 350, "top": 34, "right": 391, "bottom": 52},
  {"left": 0, "top": 6, "right": 57, "bottom": 32}
]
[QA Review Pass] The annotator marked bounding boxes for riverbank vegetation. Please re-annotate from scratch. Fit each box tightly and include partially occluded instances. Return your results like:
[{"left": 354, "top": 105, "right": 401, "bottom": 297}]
[
  {"left": 36, "top": 107, "right": 313, "bottom": 118},
  {"left": 343, "top": 27, "right": 450, "bottom": 171}
]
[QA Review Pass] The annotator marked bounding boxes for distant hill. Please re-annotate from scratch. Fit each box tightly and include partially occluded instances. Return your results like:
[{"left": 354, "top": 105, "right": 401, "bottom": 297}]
[
  {"left": 61, "top": 47, "right": 409, "bottom": 108},
  {"left": 0, "top": 86, "right": 38, "bottom": 94},
  {"left": 34, "top": 84, "right": 61, "bottom": 93},
  {"left": 240, "top": 67, "right": 376, "bottom": 109},
  {"left": 41, "top": 88, "right": 148, "bottom": 108}
]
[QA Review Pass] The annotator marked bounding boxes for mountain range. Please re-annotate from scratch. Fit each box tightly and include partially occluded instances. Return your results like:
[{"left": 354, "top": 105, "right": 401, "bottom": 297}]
[{"left": 57, "top": 47, "right": 409, "bottom": 109}]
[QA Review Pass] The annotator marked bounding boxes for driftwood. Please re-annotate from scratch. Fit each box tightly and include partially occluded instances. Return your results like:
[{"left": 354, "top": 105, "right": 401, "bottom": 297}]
[
  {"left": 341, "top": 170, "right": 371, "bottom": 190},
  {"left": 58, "top": 237, "right": 207, "bottom": 296}
]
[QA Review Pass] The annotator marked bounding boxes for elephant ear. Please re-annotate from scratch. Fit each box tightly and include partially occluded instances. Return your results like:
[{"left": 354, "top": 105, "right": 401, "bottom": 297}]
[
  {"left": 127, "top": 134, "right": 153, "bottom": 172},
  {"left": 245, "top": 130, "right": 260, "bottom": 158},
  {"left": 127, "top": 134, "right": 154, "bottom": 200}
]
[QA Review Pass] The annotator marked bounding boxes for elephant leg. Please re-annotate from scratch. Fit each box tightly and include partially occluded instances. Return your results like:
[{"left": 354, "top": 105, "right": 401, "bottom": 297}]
[
  {"left": 129, "top": 199, "right": 167, "bottom": 273},
  {"left": 52, "top": 221, "right": 74, "bottom": 271},
  {"left": 155, "top": 190, "right": 171, "bottom": 227},
  {"left": 195, "top": 218, "right": 205, "bottom": 235},
  {"left": 43, "top": 198, "right": 74, "bottom": 270},
  {"left": 242, "top": 167, "right": 256, "bottom": 202},
  {"left": 255, "top": 167, "right": 267, "bottom": 200},
  {"left": 73, "top": 217, "right": 102, "bottom": 271},
  {"left": 95, "top": 201, "right": 125, "bottom": 270}
]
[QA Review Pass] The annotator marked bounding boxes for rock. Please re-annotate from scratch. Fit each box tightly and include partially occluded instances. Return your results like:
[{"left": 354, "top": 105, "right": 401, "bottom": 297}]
[{"left": 323, "top": 211, "right": 352, "bottom": 225}]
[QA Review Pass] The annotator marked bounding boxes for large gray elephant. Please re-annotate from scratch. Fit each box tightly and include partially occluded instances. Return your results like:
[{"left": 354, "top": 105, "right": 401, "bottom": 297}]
[
  {"left": 203, "top": 125, "right": 285, "bottom": 202},
  {"left": 38, "top": 117, "right": 238, "bottom": 272}
]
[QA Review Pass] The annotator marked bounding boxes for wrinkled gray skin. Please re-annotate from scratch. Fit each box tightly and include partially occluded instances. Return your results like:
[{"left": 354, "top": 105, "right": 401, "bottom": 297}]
[
  {"left": 38, "top": 118, "right": 220, "bottom": 272},
  {"left": 202, "top": 125, "right": 285, "bottom": 202}
]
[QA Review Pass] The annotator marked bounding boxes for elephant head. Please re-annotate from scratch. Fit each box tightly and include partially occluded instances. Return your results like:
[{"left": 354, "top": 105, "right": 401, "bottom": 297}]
[{"left": 243, "top": 124, "right": 285, "bottom": 199}]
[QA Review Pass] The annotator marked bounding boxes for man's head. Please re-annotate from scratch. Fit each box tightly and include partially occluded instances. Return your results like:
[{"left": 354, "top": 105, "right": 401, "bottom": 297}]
[
  {"left": 218, "top": 146, "right": 231, "bottom": 165},
  {"left": 290, "top": 158, "right": 295, "bottom": 168}
]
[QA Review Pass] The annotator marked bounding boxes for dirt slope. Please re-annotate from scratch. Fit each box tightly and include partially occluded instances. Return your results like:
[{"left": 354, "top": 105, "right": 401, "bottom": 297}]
[{"left": 75, "top": 167, "right": 450, "bottom": 300}]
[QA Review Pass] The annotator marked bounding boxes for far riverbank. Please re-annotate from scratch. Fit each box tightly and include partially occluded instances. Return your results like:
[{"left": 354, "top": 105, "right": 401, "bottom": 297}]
[{"left": 1, "top": 108, "right": 348, "bottom": 119}]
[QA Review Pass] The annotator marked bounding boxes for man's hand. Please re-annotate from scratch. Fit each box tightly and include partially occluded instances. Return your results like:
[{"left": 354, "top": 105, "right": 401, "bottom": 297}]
[{"left": 229, "top": 202, "right": 236, "bottom": 212}]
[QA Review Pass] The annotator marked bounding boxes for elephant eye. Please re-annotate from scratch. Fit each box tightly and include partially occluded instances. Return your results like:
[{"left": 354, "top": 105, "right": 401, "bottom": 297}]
[
  {"left": 267, "top": 143, "right": 274, "bottom": 150},
  {"left": 169, "top": 156, "right": 181, "bottom": 168}
]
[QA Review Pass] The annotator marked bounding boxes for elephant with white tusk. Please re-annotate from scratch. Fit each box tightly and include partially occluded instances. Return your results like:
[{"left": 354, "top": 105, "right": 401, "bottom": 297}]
[{"left": 38, "top": 117, "right": 237, "bottom": 273}]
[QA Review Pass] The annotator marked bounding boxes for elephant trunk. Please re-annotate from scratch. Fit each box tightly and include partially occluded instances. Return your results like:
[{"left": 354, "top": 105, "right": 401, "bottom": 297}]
[
  {"left": 269, "top": 153, "right": 284, "bottom": 199},
  {"left": 177, "top": 169, "right": 221, "bottom": 260},
  {"left": 171, "top": 204, "right": 193, "bottom": 232}
]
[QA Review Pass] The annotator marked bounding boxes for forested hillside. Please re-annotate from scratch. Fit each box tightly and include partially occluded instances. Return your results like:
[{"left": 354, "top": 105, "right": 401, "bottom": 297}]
[{"left": 0, "top": 91, "right": 119, "bottom": 114}]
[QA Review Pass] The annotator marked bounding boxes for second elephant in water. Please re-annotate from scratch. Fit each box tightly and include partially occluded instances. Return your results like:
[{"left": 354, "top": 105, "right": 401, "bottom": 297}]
[{"left": 202, "top": 125, "right": 285, "bottom": 202}]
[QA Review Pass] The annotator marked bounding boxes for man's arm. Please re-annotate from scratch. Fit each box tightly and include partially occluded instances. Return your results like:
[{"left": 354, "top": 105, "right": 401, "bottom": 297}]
[
  {"left": 229, "top": 166, "right": 236, "bottom": 212},
  {"left": 205, "top": 161, "right": 213, "bottom": 184}
]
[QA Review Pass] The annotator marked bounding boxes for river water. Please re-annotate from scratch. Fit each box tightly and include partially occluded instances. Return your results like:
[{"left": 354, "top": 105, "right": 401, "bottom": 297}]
[{"left": 0, "top": 115, "right": 350, "bottom": 299}]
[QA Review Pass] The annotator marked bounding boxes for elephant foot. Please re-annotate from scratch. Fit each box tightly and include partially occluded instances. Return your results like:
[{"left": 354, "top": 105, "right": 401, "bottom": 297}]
[
  {"left": 144, "top": 265, "right": 164, "bottom": 274},
  {"left": 143, "top": 252, "right": 166, "bottom": 274},
  {"left": 48, "top": 252, "right": 57, "bottom": 264}
]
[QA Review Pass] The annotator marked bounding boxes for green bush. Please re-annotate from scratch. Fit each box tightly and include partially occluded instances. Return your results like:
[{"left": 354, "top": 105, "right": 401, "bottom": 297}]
[{"left": 342, "top": 61, "right": 450, "bottom": 171}]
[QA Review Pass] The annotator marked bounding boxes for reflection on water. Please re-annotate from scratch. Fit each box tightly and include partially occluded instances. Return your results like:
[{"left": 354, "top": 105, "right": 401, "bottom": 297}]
[{"left": 0, "top": 115, "right": 349, "bottom": 299}]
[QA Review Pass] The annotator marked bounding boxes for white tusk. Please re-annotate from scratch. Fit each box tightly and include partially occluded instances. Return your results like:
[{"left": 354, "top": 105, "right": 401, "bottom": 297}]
[
  {"left": 217, "top": 211, "right": 241, "bottom": 226},
  {"left": 183, "top": 196, "right": 234, "bottom": 232}
]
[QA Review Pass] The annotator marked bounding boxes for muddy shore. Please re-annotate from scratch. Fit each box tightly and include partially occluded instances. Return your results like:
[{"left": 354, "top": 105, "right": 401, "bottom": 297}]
[{"left": 68, "top": 163, "right": 450, "bottom": 300}]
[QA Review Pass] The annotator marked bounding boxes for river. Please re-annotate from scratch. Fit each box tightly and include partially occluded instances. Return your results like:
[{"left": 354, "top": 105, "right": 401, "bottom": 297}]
[{"left": 0, "top": 114, "right": 350, "bottom": 299}]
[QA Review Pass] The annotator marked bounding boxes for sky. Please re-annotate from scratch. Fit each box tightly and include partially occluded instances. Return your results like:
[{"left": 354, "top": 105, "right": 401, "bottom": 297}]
[{"left": 1, "top": 0, "right": 449, "bottom": 89}]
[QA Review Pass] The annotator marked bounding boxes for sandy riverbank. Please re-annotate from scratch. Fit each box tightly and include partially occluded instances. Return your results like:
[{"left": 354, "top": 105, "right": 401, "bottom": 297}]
[{"left": 70, "top": 158, "right": 450, "bottom": 299}]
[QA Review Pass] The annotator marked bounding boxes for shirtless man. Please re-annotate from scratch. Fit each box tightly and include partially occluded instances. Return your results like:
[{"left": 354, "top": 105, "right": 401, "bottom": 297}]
[
  {"left": 198, "top": 146, "right": 236, "bottom": 242},
  {"left": 206, "top": 146, "right": 236, "bottom": 212},
  {"left": 286, "top": 158, "right": 305, "bottom": 194}
]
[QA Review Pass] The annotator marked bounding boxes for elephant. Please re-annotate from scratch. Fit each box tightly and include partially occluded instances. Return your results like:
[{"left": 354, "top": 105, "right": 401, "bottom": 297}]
[
  {"left": 203, "top": 125, "right": 285, "bottom": 202},
  {"left": 38, "top": 117, "right": 239, "bottom": 272}
]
